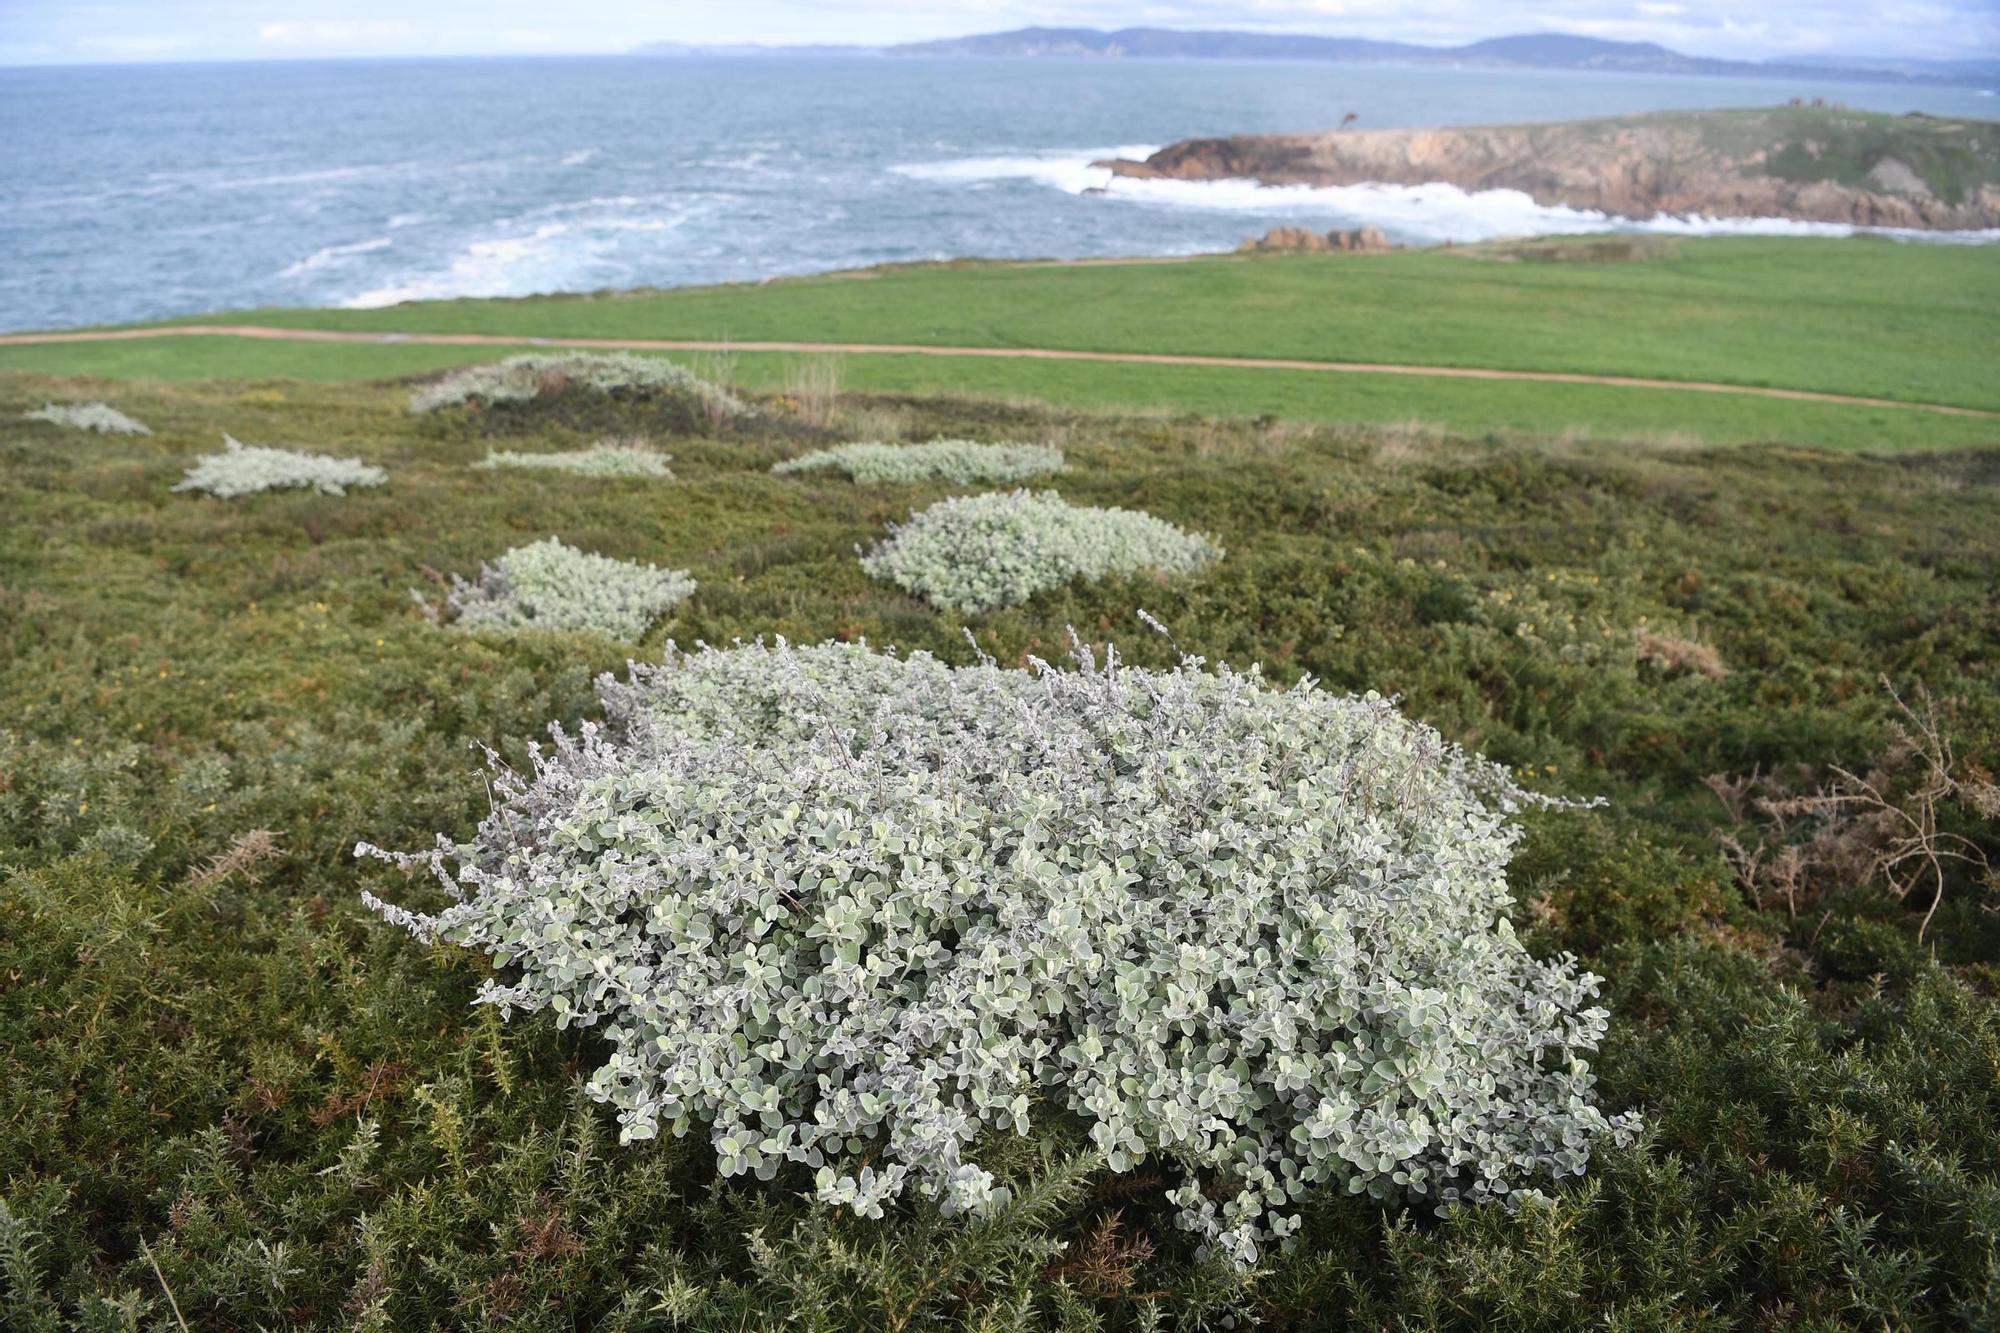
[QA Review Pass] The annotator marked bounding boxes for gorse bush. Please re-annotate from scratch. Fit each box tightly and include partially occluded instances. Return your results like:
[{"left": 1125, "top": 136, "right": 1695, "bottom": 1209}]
[
  {"left": 361, "top": 637, "right": 1640, "bottom": 1266},
  {"left": 476, "top": 439, "right": 674, "bottom": 478},
  {"left": 171, "top": 434, "right": 387, "bottom": 497},
  {"left": 445, "top": 537, "right": 695, "bottom": 640},
  {"left": 22, "top": 401, "right": 151, "bottom": 434},
  {"left": 861, "top": 489, "right": 1221, "bottom": 612},
  {"left": 410, "top": 353, "right": 748, "bottom": 417},
  {"left": 773, "top": 439, "right": 1065, "bottom": 485}
]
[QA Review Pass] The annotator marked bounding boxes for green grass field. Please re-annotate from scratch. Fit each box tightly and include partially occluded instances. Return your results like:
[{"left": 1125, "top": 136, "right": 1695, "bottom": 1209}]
[{"left": 5, "top": 235, "right": 1997, "bottom": 451}]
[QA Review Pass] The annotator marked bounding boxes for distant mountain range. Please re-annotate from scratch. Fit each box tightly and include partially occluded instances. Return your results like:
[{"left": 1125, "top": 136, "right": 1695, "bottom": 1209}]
[{"left": 632, "top": 29, "right": 1997, "bottom": 88}]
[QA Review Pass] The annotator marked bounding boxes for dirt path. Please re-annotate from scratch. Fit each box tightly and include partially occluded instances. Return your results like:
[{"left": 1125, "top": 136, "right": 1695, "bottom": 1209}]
[{"left": 3, "top": 323, "right": 1990, "bottom": 419}]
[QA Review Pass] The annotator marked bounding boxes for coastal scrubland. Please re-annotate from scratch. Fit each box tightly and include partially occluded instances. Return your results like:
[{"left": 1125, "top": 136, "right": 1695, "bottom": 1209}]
[{"left": 3, "top": 342, "right": 1997, "bottom": 1327}]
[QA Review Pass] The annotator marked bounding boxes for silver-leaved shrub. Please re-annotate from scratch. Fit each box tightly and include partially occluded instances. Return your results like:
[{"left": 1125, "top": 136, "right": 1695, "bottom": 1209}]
[
  {"left": 861, "top": 489, "right": 1220, "bottom": 612},
  {"left": 23, "top": 402, "right": 151, "bottom": 435},
  {"left": 445, "top": 537, "right": 695, "bottom": 639},
  {"left": 360, "top": 637, "right": 1639, "bottom": 1266},
  {"left": 773, "top": 439, "right": 1064, "bottom": 485},
  {"left": 171, "top": 435, "right": 387, "bottom": 498},
  {"left": 410, "top": 352, "right": 748, "bottom": 417},
  {"left": 476, "top": 439, "right": 674, "bottom": 478}
]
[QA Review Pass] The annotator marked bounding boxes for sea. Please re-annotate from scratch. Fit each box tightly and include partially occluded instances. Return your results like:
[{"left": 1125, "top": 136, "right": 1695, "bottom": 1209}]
[{"left": 3, "top": 54, "right": 1997, "bottom": 332}]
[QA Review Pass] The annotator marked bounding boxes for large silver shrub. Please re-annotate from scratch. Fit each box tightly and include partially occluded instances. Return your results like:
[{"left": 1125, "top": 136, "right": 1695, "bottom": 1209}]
[
  {"left": 774, "top": 439, "right": 1064, "bottom": 485},
  {"left": 171, "top": 435, "right": 387, "bottom": 498},
  {"left": 410, "top": 352, "right": 748, "bottom": 417},
  {"left": 360, "top": 638, "right": 1639, "bottom": 1264},
  {"left": 861, "top": 489, "right": 1221, "bottom": 612},
  {"left": 446, "top": 537, "right": 694, "bottom": 639},
  {"left": 476, "top": 439, "right": 674, "bottom": 478},
  {"left": 23, "top": 401, "right": 151, "bottom": 435}
]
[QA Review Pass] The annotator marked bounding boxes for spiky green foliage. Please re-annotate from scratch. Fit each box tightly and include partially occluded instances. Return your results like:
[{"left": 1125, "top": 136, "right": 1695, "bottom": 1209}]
[
  {"left": 171, "top": 434, "right": 386, "bottom": 498},
  {"left": 775, "top": 439, "right": 1065, "bottom": 485},
  {"left": 410, "top": 352, "right": 747, "bottom": 417},
  {"left": 475, "top": 439, "right": 674, "bottom": 478},
  {"left": 364, "top": 639, "right": 1636, "bottom": 1264},
  {"left": 3, "top": 367, "right": 1999, "bottom": 1328},
  {"left": 444, "top": 538, "right": 695, "bottom": 640},
  {"left": 862, "top": 490, "right": 1221, "bottom": 612},
  {"left": 22, "top": 401, "right": 150, "bottom": 434}
]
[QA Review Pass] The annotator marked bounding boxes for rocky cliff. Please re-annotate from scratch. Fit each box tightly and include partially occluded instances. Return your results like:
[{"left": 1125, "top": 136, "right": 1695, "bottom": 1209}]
[{"left": 1100, "top": 107, "right": 2000, "bottom": 230}]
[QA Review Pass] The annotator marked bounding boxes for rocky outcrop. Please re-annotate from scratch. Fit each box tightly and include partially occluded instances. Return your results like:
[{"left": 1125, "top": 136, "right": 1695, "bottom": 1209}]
[
  {"left": 1239, "top": 225, "right": 1395, "bottom": 253},
  {"left": 1098, "top": 107, "right": 2000, "bottom": 230}
]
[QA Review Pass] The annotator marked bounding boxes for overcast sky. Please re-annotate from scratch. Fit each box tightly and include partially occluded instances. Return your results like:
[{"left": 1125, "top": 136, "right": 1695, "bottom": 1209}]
[{"left": 1, "top": 2, "right": 1992, "bottom": 67}]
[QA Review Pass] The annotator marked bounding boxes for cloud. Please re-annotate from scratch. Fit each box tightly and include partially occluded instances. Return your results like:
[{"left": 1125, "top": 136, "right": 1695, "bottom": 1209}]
[
  {"left": 75, "top": 33, "right": 199, "bottom": 56},
  {"left": 257, "top": 20, "right": 415, "bottom": 48}
]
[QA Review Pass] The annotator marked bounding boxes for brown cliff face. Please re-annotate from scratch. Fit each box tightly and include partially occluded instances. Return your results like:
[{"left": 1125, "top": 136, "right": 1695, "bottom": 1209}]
[{"left": 1098, "top": 108, "right": 2000, "bottom": 230}]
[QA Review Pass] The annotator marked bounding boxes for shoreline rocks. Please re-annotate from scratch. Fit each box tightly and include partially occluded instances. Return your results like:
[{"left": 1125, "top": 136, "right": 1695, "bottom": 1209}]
[
  {"left": 1094, "top": 107, "right": 2000, "bottom": 230},
  {"left": 1239, "top": 225, "right": 1395, "bottom": 253}
]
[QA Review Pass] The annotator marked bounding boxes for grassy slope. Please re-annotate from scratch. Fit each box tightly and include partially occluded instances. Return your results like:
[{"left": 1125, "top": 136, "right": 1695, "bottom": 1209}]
[
  {"left": 1539, "top": 106, "right": 2000, "bottom": 205},
  {"left": 7, "top": 339, "right": 1992, "bottom": 453},
  {"left": 1712, "top": 105, "right": 2000, "bottom": 205},
  {"left": 3, "top": 371, "right": 1998, "bottom": 1328},
  {"left": 5, "top": 236, "right": 1996, "bottom": 452}
]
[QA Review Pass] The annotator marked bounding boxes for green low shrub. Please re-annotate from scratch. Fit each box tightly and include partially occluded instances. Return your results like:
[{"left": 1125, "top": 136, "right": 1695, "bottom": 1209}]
[
  {"left": 444, "top": 537, "right": 694, "bottom": 640},
  {"left": 171, "top": 435, "right": 386, "bottom": 498},
  {"left": 410, "top": 353, "right": 747, "bottom": 418},
  {"left": 361, "top": 638, "right": 1638, "bottom": 1266},
  {"left": 861, "top": 489, "right": 1220, "bottom": 612},
  {"left": 475, "top": 439, "right": 674, "bottom": 478},
  {"left": 773, "top": 439, "right": 1064, "bottom": 485},
  {"left": 21, "top": 401, "right": 150, "bottom": 434}
]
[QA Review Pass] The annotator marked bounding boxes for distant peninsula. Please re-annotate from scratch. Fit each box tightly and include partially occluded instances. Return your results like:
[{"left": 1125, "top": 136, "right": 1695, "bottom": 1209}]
[
  {"left": 881, "top": 29, "right": 1996, "bottom": 87},
  {"left": 1097, "top": 106, "right": 2000, "bottom": 230},
  {"left": 627, "top": 30, "right": 1998, "bottom": 88}
]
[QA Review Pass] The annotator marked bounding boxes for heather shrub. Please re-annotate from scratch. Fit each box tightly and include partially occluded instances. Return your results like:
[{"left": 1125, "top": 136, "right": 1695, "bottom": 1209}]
[
  {"left": 444, "top": 537, "right": 694, "bottom": 640},
  {"left": 361, "top": 638, "right": 1639, "bottom": 1266},
  {"left": 861, "top": 489, "right": 1221, "bottom": 612},
  {"left": 171, "top": 435, "right": 386, "bottom": 498},
  {"left": 410, "top": 353, "right": 747, "bottom": 417},
  {"left": 774, "top": 439, "right": 1064, "bottom": 485},
  {"left": 22, "top": 401, "right": 151, "bottom": 435},
  {"left": 476, "top": 439, "right": 674, "bottom": 478}
]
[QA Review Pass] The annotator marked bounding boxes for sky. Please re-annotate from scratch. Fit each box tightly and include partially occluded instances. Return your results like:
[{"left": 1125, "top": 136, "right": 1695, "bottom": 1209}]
[{"left": 0, "top": 1, "right": 1992, "bottom": 67}]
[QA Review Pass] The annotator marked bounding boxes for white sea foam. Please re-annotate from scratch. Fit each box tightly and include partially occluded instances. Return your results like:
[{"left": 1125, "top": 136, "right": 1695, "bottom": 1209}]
[
  {"left": 891, "top": 145, "right": 1161, "bottom": 195},
  {"left": 278, "top": 236, "right": 392, "bottom": 279},
  {"left": 899, "top": 149, "right": 2000, "bottom": 245},
  {"left": 340, "top": 198, "right": 725, "bottom": 308},
  {"left": 560, "top": 148, "right": 602, "bottom": 167},
  {"left": 346, "top": 224, "right": 571, "bottom": 308}
]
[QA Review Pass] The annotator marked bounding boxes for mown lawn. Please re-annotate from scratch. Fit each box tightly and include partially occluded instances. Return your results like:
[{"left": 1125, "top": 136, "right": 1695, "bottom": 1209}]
[
  {"left": 103, "top": 234, "right": 2000, "bottom": 413},
  {"left": 2, "top": 362, "right": 1996, "bottom": 1329}
]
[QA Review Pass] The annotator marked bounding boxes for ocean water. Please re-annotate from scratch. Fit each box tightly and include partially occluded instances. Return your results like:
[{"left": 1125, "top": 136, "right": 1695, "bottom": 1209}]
[{"left": 3, "top": 55, "right": 1997, "bottom": 332}]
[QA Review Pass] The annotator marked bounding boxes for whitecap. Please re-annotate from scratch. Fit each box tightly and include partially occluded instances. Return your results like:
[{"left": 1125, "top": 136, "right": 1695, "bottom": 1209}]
[{"left": 278, "top": 236, "right": 392, "bottom": 279}]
